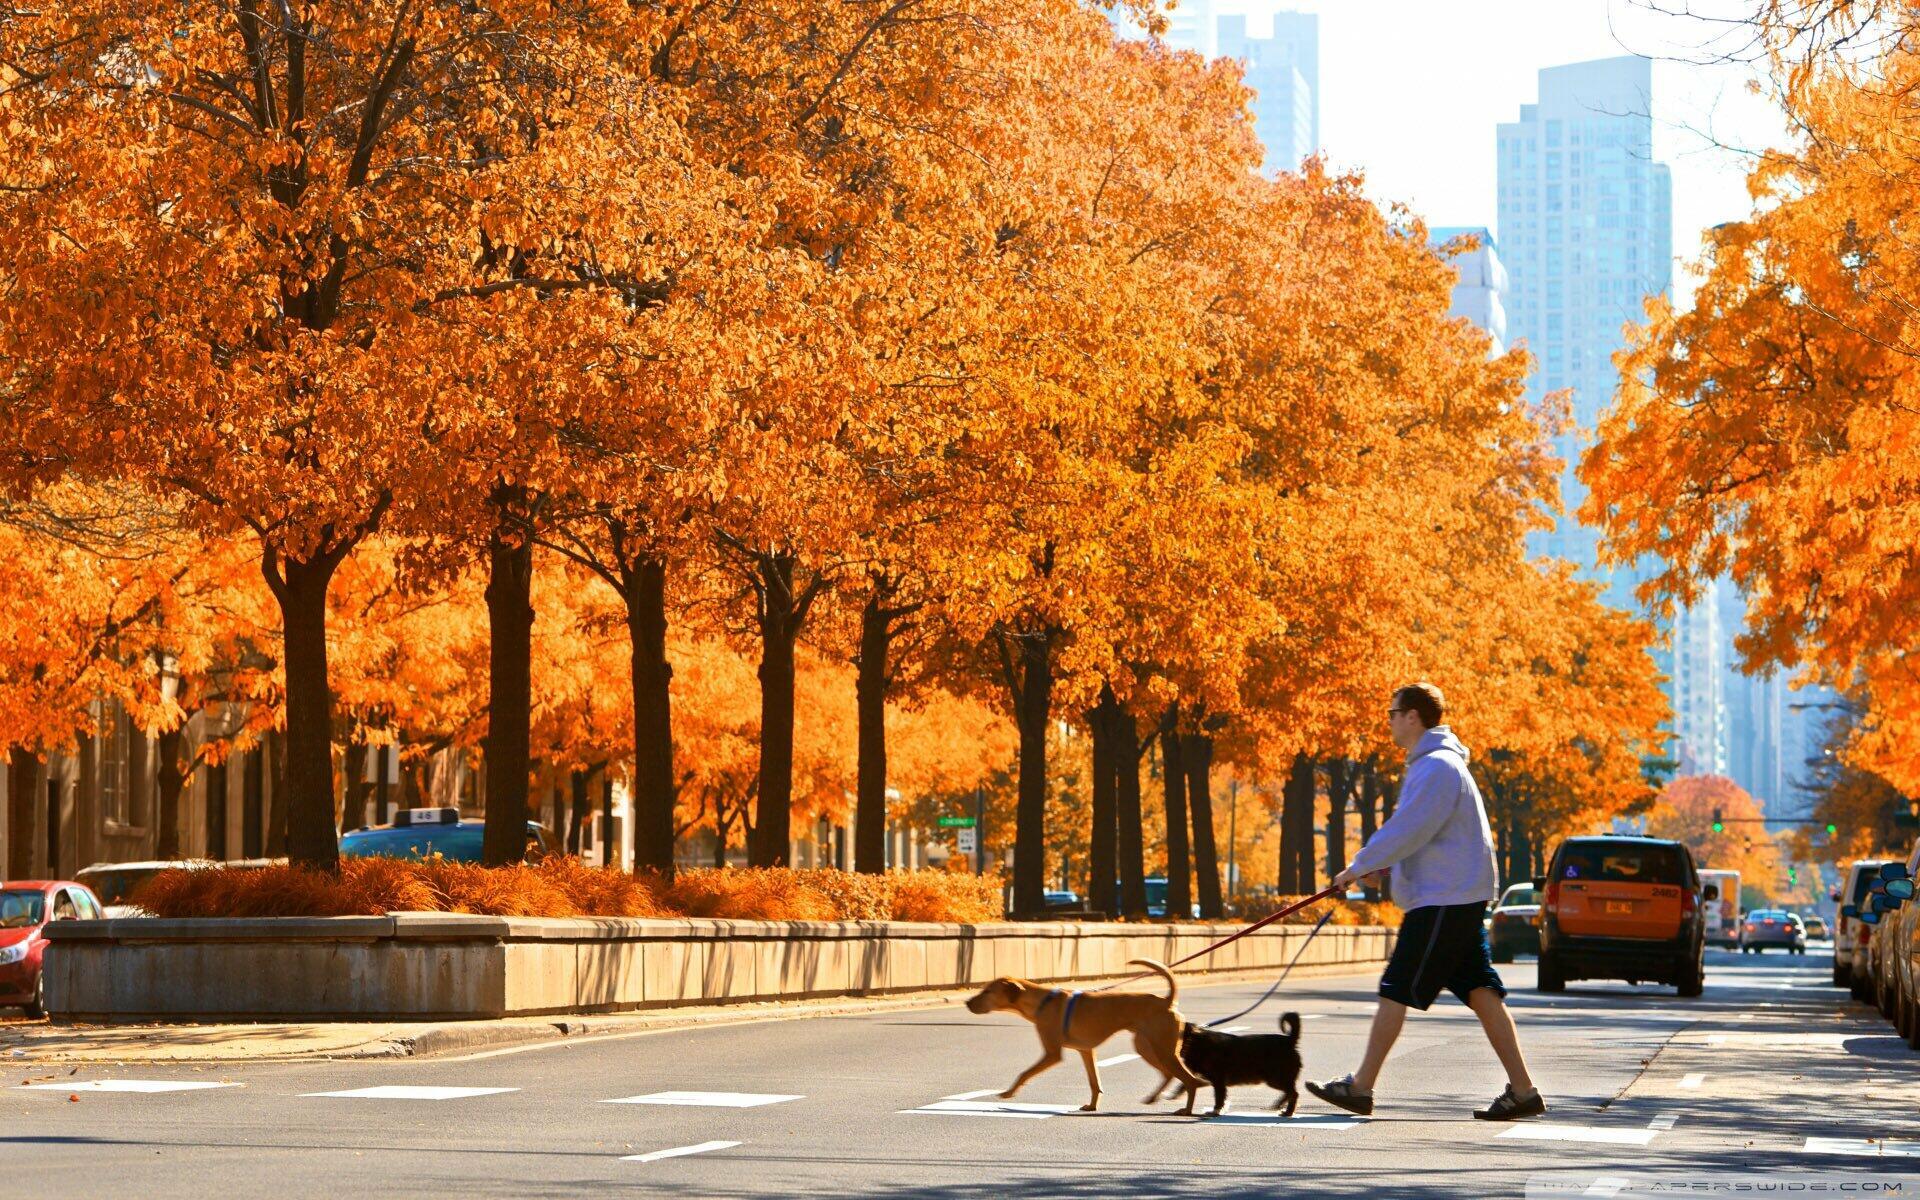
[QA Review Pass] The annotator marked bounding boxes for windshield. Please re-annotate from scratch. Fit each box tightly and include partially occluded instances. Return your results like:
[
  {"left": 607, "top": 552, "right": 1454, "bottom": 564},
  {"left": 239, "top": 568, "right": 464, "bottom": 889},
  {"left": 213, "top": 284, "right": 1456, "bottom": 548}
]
[
  {"left": 79, "top": 867, "right": 165, "bottom": 906},
  {"left": 1556, "top": 843, "right": 1686, "bottom": 885},
  {"left": 1499, "top": 885, "right": 1539, "bottom": 907},
  {"left": 0, "top": 890, "right": 46, "bottom": 928}
]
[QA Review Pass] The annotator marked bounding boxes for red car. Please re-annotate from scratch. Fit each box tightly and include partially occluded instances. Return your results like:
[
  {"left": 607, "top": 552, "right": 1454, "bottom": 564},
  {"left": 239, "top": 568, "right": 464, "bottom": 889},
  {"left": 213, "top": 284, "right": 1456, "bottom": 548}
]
[{"left": 0, "top": 881, "right": 105, "bottom": 1017}]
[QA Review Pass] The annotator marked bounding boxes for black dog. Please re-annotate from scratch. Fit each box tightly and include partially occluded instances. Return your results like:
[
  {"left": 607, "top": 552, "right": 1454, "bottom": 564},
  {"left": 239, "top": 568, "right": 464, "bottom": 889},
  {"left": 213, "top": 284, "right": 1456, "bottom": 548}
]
[{"left": 1167, "top": 1013, "right": 1303, "bottom": 1118}]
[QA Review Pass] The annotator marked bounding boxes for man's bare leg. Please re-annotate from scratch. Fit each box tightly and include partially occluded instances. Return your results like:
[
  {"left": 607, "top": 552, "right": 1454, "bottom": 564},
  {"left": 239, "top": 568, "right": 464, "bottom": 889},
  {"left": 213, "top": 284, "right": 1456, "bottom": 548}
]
[
  {"left": 1466, "top": 986, "right": 1536, "bottom": 1096},
  {"left": 1352, "top": 997, "right": 1409, "bottom": 1093}
]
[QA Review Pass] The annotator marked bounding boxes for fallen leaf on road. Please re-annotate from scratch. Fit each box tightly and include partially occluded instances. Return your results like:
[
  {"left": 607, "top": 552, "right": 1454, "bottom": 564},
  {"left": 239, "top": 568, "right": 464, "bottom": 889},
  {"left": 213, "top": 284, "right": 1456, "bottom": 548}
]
[{"left": 66, "top": 1094, "right": 77, "bottom": 1103}]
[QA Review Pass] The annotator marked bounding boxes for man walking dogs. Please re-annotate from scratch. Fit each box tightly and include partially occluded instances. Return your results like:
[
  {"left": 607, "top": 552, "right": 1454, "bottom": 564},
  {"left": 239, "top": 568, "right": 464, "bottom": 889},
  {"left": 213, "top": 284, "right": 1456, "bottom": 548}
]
[{"left": 1305, "top": 682, "right": 1545, "bottom": 1121}]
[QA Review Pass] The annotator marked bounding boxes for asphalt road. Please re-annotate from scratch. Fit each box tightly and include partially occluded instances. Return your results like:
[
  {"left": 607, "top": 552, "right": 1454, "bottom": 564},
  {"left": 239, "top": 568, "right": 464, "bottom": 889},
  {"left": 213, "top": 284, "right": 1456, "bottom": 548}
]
[{"left": 5, "top": 943, "right": 1914, "bottom": 1199}]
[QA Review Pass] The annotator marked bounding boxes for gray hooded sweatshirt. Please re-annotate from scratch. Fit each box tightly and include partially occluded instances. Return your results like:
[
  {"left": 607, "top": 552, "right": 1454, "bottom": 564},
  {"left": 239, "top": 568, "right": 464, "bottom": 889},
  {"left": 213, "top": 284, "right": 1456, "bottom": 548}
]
[{"left": 1346, "top": 726, "right": 1499, "bottom": 911}]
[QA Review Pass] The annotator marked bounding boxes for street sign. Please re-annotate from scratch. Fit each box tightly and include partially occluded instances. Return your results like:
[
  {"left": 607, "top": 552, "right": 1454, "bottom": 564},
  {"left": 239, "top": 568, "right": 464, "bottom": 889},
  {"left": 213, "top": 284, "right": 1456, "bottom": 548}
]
[
  {"left": 937, "top": 816, "right": 976, "bottom": 828},
  {"left": 956, "top": 827, "right": 977, "bottom": 854}
]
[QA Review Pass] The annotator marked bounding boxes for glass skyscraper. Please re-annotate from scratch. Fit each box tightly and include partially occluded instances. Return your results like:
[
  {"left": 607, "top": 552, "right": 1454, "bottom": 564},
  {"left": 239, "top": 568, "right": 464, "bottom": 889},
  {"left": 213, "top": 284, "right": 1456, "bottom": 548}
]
[
  {"left": 1499, "top": 58, "right": 1729, "bottom": 773},
  {"left": 1126, "top": 3, "right": 1318, "bottom": 173}
]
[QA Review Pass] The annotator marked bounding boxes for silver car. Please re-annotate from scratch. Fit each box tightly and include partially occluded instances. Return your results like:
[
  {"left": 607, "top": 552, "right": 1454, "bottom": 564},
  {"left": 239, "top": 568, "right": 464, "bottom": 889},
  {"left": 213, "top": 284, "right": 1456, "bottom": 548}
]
[{"left": 1740, "top": 909, "right": 1806, "bottom": 954}]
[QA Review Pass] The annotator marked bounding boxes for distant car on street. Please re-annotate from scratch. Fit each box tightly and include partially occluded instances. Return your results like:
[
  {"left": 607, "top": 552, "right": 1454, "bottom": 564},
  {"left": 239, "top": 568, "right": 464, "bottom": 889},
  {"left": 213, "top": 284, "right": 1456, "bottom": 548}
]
[
  {"left": 339, "top": 807, "right": 558, "bottom": 863},
  {"left": 1535, "top": 834, "right": 1706, "bottom": 997},
  {"left": 1042, "top": 890, "right": 1081, "bottom": 911},
  {"left": 1141, "top": 876, "right": 1202, "bottom": 920},
  {"left": 1803, "top": 914, "right": 1830, "bottom": 940},
  {"left": 1487, "top": 882, "right": 1541, "bottom": 962},
  {"left": 1699, "top": 869, "right": 1741, "bottom": 948},
  {"left": 0, "top": 881, "right": 104, "bottom": 1017},
  {"left": 75, "top": 860, "right": 213, "bottom": 918},
  {"left": 1740, "top": 909, "right": 1806, "bottom": 954}
]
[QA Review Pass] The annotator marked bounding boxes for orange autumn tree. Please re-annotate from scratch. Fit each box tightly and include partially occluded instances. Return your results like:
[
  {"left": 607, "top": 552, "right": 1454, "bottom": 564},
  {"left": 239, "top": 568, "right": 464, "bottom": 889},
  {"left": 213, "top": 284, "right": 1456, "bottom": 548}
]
[
  {"left": 1651, "top": 775, "right": 1785, "bottom": 893},
  {"left": 1581, "top": 7, "right": 1920, "bottom": 801},
  {"left": 0, "top": 0, "right": 736, "bottom": 868}
]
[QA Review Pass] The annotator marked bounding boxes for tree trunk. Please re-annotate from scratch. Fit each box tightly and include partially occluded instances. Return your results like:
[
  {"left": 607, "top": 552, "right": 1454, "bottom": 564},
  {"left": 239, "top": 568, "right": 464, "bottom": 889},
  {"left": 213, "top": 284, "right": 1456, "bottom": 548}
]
[
  {"left": 1280, "top": 753, "right": 1316, "bottom": 894},
  {"left": 265, "top": 549, "right": 347, "bottom": 871},
  {"left": 1182, "top": 732, "right": 1222, "bottom": 919},
  {"left": 1000, "top": 627, "right": 1055, "bottom": 916},
  {"left": 266, "top": 728, "right": 288, "bottom": 855},
  {"left": 242, "top": 744, "right": 265, "bottom": 858},
  {"left": 155, "top": 726, "right": 184, "bottom": 860},
  {"left": 1378, "top": 774, "right": 1399, "bottom": 901},
  {"left": 1087, "top": 685, "right": 1120, "bottom": 916},
  {"left": 204, "top": 758, "right": 228, "bottom": 861},
  {"left": 1326, "top": 758, "right": 1351, "bottom": 880},
  {"left": 854, "top": 594, "right": 891, "bottom": 875},
  {"left": 1159, "top": 711, "right": 1190, "bottom": 919},
  {"left": 482, "top": 499, "right": 536, "bottom": 868},
  {"left": 1115, "top": 712, "right": 1149, "bottom": 918},
  {"left": 1358, "top": 761, "right": 1381, "bottom": 902},
  {"left": 7, "top": 749, "right": 41, "bottom": 879},
  {"left": 601, "top": 772, "right": 616, "bottom": 867},
  {"left": 619, "top": 555, "right": 677, "bottom": 877},
  {"left": 750, "top": 554, "right": 806, "bottom": 869},
  {"left": 342, "top": 741, "right": 369, "bottom": 835},
  {"left": 567, "top": 767, "right": 594, "bottom": 856}
]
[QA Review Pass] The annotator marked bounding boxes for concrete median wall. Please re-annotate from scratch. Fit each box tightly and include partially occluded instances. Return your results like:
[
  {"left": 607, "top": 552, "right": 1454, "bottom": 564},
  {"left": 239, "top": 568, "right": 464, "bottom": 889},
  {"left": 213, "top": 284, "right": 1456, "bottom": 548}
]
[{"left": 42, "top": 915, "right": 1396, "bottom": 1022}]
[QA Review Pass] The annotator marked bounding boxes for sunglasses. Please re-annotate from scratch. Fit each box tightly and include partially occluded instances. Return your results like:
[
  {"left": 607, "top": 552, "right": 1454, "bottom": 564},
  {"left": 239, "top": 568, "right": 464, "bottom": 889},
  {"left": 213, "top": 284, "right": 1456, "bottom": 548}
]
[{"left": 1387, "top": 707, "right": 1411, "bottom": 717}]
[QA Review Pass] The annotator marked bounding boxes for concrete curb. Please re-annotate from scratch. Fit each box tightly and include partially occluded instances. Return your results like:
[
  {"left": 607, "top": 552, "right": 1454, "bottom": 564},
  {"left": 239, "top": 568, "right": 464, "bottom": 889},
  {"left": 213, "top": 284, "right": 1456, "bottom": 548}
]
[{"left": 343, "top": 957, "right": 1386, "bottom": 1062}]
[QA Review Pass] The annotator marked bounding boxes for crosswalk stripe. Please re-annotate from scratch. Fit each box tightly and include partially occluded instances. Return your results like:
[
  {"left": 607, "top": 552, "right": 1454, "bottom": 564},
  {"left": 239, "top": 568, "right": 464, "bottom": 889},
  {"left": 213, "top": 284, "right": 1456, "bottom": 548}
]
[
  {"left": 1096, "top": 1053, "right": 1139, "bottom": 1067},
  {"left": 901, "top": 1098, "right": 1079, "bottom": 1119},
  {"left": 1202, "top": 1112, "right": 1361, "bottom": 1129},
  {"left": 1583, "top": 1178, "right": 1632, "bottom": 1197},
  {"left": 603, "top": 1091, "right": 801, "bottom": 1108},
  {"left": 17, "top": 1080, "right": 239, "bottom": 1093},
  {"left": 1804, "top": 1137, "right": 1920, "bottom": 1158},
  {"left": 301, "top": 1086, "right": 517, "bottom": 1100},
  {"left": 621, "top": 1140, "right": 741, "bottom": 1163},
  {"left": 1498, "top": 1123, "right": 1658, "bottom": 1146},
  {"left": 1648, "top": 1112, "right": 1679, "bottom": 1131},
  {"left": 1677, "top": 1073, "right": 1704, "bottom": 1089}
]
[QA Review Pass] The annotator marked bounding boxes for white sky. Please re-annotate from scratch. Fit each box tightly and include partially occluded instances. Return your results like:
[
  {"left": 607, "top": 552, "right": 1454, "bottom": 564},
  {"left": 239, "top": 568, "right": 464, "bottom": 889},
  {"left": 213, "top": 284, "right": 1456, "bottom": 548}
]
[{"left": 1207, "top": 0, "right": 1794, "bottom": 304}]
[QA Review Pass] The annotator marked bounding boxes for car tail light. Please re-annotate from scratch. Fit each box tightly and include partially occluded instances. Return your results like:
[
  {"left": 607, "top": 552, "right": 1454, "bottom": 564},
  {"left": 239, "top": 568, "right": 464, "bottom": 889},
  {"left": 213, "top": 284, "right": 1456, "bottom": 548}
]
[
  {"left": 1764, "top": 918, "right": 1776, "bottom": 925},
  {"left": 1545, "top": 881, "right": 1561, "bottom": 911},
  {"left": 1682, "top": 890, "right": 1698, "bottom": 915}
]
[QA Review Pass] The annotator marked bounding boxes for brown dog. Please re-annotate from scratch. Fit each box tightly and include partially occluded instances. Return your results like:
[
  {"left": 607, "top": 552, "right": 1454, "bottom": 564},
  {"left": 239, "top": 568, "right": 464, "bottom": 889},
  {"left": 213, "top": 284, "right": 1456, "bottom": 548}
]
[{"left": 964, "top": 958, "right": 1202, "bottom": 1112}]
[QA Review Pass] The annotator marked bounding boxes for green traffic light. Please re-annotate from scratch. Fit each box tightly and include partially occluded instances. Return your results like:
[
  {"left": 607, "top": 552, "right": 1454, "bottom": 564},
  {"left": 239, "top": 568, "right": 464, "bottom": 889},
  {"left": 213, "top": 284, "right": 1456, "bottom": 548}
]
[
  {"left": 1827, "top": 823, "right": 1838, "bottom": 836},
  {"left": 1711, "top": 821, "right": 1724, "bottom": 833}
]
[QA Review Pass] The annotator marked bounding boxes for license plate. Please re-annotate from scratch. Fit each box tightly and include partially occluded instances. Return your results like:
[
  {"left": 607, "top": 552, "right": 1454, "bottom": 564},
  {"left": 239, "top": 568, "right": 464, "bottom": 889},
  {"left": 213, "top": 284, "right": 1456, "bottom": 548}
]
[{"left": 1605, "top": 901, "right": 1634, "bottom": 915}]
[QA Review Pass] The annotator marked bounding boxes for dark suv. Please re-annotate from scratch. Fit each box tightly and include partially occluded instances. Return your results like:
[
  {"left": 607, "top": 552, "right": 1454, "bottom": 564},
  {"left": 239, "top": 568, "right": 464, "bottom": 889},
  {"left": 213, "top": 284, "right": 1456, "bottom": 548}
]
[{"left": 1536, "top": 835, "right": 1706, "bottom": 997}]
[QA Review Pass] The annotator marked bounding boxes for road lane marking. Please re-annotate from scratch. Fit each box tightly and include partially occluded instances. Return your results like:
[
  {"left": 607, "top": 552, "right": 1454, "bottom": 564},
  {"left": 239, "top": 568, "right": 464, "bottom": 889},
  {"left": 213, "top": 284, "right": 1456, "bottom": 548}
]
[
  {"left": 1648, "top": 1112, "right": 1679, "bottom": 1131},
  {"left": 1498, "top": 1123, "right": 1659, "bottom": 1146},
  {"left": 621, "top": 1140, "right": 741, "bottom": 1163},
  {"left": 1096, "top": 1053, "right": 1139, "bottom": 1067},
  {"left": 1584, "top": 1178, "right": 1631, "bottom": 1197},
  {"left": 18, "top": 1080, "right": 239, "bottom": 1093},
  {"left": 1803, "top": 1137, "right": 1920, "bottom": 1158},
  {"left": 301, "top": 1086, "right": 517, "bottom": 1100},
  {"left": 1203, "top": 1112, "right": 1361, "bottom": 1129},
  {"left": 940, "top": 1088, "right": 1003, "bottom": 1101},
  {"left": 1677, "top": 1074, "right": 1704, "bottom": 1089},
  {"left": 901, "top": 1098, "right": 1080, "bottom": 1119},
  {"left": 603, "top": 1091, "right": 801, "bottom": 1108},
  {"left": 1215, "top": 1025, "right": 1252, "bottom": 1033}
]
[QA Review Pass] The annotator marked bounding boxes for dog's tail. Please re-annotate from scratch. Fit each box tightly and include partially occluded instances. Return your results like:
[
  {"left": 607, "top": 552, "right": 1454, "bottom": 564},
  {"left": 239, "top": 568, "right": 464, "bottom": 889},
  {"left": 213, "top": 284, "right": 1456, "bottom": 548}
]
[
  {"left": 1278, "top": 1011, "right": 1301, "bottom": 1042},
  {"left": 1125, "top": 958, "right": 1178, "bottom": 1006}
]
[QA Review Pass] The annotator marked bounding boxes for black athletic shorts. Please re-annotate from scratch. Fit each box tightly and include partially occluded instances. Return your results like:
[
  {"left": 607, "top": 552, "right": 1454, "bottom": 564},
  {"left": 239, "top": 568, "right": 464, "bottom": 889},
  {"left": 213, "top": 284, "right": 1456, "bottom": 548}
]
[{"left": 1377, "top": 901, "right": 1506, "bottom": 1011}]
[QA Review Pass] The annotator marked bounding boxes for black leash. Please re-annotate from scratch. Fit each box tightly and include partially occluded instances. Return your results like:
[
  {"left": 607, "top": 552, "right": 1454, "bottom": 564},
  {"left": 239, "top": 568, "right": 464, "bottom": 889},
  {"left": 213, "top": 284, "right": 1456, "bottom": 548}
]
[{"left": 1204, "top": 909, "right": 1335, "bottom": 1029}]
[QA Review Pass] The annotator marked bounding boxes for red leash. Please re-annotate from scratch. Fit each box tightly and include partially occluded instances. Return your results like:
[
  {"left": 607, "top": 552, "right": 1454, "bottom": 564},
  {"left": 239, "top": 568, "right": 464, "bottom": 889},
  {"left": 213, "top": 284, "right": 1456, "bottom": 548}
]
[{"left": 1089, "top": 883, "right": 1345, "bottom": 992}]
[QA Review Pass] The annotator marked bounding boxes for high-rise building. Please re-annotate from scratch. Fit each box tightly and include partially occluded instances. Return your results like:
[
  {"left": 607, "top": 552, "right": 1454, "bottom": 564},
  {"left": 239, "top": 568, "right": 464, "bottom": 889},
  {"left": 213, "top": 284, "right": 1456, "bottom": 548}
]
[
  {"left": 1130, "top": 3, "right": 1319, "bottom": 172},
  {"left": 1497, "top": 57, "right": 1721, "bottom": 768},
  {"left": 1499, "top": 56, "right": 1672, "bottom": 593},
  {"left": 1428, "top": 226, "right": 1509, "bottom": 354}
]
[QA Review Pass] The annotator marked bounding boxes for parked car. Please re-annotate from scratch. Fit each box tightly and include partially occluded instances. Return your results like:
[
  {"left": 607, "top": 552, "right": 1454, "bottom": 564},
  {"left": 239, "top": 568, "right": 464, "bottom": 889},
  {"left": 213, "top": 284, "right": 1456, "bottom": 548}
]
[
  {"left": 1141, "top": 876, "right": 1202, "bottom": 920},
  {"left": 1535, "top": 835, "right": 1706, "bottom": 997},
  {"left": 340, "top": 807, "right": 559, "bottom": 863},
  {"left": 1739, "top": 909, "right": 1806, "bottom": 954},
  {"left": 1043, "top": 890, "right": 1081, "bottom": 910},
  {"left": 1487, "top": 882, "right": 1541, "bottom": 962},
  {"left": 1804, "top": 914, "right": 1830, "bottom": 940},
  {"left": 1880, "top": 847, "right": 1920, "bottom": 1048},
  {"left": 74, "top": 859, "right": 213, "bottom": 918},
  {"left": 1833, "top": 858, "right": 1893, "bottom": 996},
  {"left": 0, "top": 881, "right": 105, "bottom": 1017}
]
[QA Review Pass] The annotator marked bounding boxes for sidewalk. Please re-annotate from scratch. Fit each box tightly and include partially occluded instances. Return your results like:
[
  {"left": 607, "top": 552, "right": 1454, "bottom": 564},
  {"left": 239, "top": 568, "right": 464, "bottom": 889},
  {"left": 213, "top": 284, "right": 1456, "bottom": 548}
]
[{"left": 0, "top": 959, "right": 1372, "bottom": 1064}]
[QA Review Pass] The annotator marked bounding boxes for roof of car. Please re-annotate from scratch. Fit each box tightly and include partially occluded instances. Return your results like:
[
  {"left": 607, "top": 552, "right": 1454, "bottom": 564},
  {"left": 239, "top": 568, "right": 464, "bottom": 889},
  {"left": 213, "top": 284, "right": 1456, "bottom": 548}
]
[
  {"left": 1, "top": 880, "right": 77, "bottom": 890},
  {"left": 1563, "top": 835, "right": 1685, "bottom": 846},
  {"left": 76, "top": 860, "right": 215, "bottom": 873}
]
